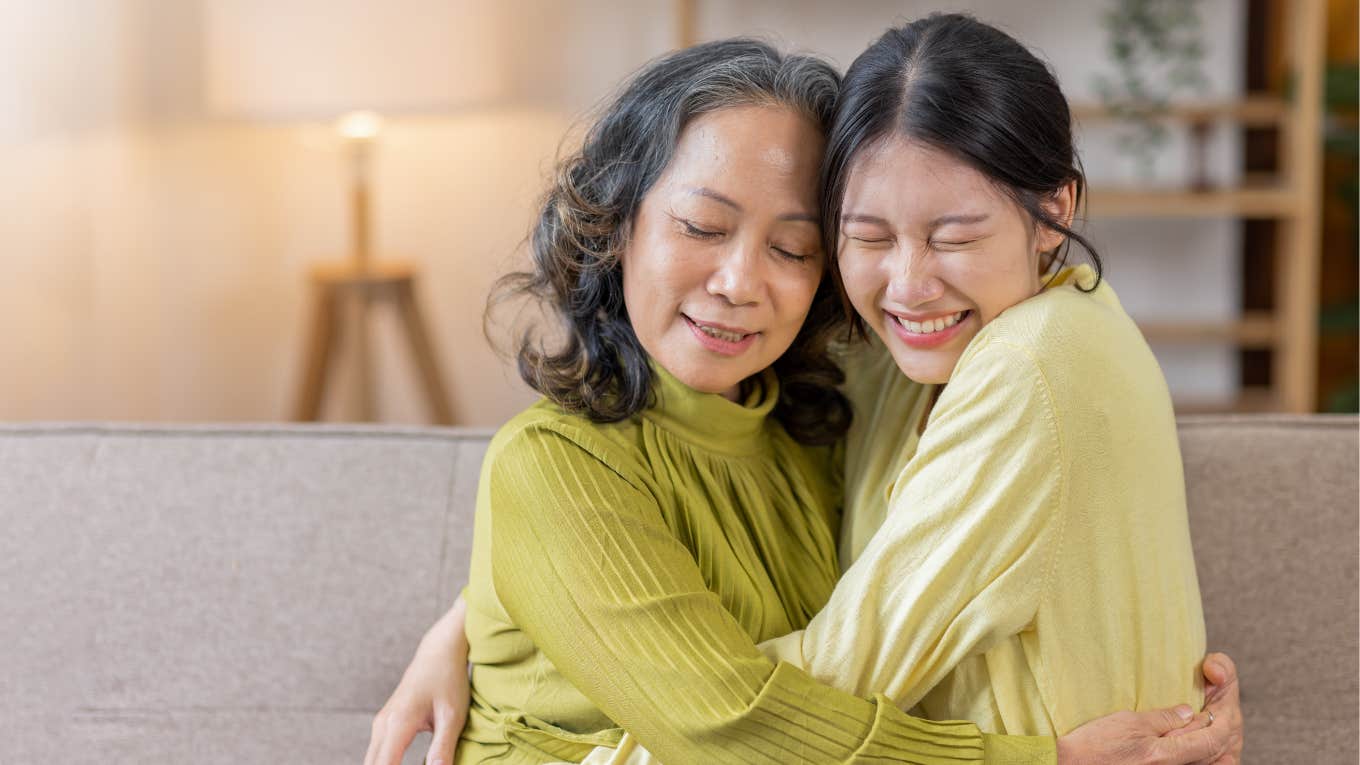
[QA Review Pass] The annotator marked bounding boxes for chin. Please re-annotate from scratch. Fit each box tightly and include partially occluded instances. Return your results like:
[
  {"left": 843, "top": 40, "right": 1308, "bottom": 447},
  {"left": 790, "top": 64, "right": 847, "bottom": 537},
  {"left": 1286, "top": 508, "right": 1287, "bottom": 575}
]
[
  {"left": 689, "top": 377, "right": 737, "bottom": 395},
  {"left": 888, "top": 351, "right": 956, "bottom": 385},
  {"left": 670, "top": 365, "right": 742, "bottom": 395}
]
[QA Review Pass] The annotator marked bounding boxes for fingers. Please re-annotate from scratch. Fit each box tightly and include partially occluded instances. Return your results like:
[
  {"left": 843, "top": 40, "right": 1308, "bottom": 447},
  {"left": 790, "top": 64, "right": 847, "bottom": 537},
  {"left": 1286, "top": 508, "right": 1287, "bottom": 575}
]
[
  {"left": 1202, "top": 685, "right": 1243, "bottom": 763},
  {"left": 373, "top": 712, "right": 425, "bottom": 765},
  {"left": 1140, "top": 704, "right": 1197, "bottom": 735},
  {"left": 1163, "top": 709, "right": 1213, "bottom": 738},
  {"left": 425, "top": 708, "right": 460, "bottom": 765},
  {"left": 1151, "top": 722, "right": 1229, "bottom": 764},
  {"left": 364, "top": 711, "right": 384, "bottom": 765},
  {"left": 1201, "top": 652, "right": 1237, "bottom": 690}
]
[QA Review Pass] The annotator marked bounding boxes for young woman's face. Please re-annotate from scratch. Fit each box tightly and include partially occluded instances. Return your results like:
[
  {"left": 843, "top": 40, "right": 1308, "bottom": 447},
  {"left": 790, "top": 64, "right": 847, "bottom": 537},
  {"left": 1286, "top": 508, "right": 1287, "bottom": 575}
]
[
  {"left": 621, "top": 105, "right": 825, "bottom": 399},
  {"left": 837, "top": 137, "right": 1069, "bottom": 384}
]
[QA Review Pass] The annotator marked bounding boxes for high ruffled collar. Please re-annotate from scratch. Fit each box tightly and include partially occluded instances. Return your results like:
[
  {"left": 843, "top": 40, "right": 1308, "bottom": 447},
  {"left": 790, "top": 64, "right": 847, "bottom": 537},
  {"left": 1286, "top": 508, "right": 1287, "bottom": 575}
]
[{"left": 642, "top": 361, "right": 779, "bottom": 456}]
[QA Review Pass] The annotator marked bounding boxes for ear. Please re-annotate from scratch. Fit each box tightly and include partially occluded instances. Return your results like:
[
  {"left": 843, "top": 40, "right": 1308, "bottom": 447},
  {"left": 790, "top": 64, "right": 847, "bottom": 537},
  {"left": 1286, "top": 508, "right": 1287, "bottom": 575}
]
[{"left": 1034, "top": 180, "right": 1077, "bottom": 255}]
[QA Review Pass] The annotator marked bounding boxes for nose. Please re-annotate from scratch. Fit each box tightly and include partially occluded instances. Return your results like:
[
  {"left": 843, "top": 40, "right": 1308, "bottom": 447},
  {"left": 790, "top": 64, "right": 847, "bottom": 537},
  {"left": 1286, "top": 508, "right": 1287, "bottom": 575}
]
[
  {"left": 884, "top": 245, "right": 944, "bottom": 306},
  {"left": 705, "top": 239, "right": 764, "bottom": 307}
]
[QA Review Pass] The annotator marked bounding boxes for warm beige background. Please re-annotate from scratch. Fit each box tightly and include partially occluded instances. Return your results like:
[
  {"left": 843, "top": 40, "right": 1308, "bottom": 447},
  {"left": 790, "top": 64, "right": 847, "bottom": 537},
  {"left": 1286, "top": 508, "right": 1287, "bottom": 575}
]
[{"left": 1, "top": 0, "right": 1249, "bottom": 426}]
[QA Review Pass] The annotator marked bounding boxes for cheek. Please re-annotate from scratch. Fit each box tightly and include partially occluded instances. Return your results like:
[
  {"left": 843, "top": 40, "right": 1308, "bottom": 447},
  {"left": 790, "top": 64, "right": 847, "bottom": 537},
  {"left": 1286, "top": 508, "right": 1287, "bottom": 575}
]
[
  {"left": 837, "top": 251, "right": 881, "bottom": 311},
  {"left": 951, "top": 255, "right": 1039, "bottom": 321},
  {"left": 771, "top": 270, "right": 823, "bottom": 332},
  {"left": 620, "top": 257, "right": 646, "bottom": 324},
  {"left": 622, "top": 240, "right": 685, "bottom": 319}
]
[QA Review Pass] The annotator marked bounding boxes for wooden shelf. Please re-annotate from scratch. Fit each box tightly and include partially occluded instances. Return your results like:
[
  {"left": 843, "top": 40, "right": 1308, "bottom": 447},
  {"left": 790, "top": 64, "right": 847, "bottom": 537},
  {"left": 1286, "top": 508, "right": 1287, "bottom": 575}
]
[
  {"left": 1085, "top": 186, "right": 1297, "bottom": 218},
  {"left": 1139, "top": 313, "right": 1277, "bottom": 348},
  {"left": 1071, "top": 96, "right": 1289, "bottom": 127},
  {"left": 1082, "top": 0, "right": 1325, "bottom": 413}
]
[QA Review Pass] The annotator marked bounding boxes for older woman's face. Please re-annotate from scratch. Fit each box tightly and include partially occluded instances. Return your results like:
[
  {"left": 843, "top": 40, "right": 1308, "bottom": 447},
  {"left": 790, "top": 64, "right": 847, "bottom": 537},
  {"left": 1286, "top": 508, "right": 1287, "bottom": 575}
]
[{"left": 621, "top": 105, "right": 825, "bottom": 400}]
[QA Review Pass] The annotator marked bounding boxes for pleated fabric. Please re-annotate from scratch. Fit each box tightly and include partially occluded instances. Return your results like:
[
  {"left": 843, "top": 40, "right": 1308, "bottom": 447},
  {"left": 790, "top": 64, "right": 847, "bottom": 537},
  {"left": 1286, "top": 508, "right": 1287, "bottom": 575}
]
[{"left": 455, "top": 363, "right": 1035, "bottom": 764}]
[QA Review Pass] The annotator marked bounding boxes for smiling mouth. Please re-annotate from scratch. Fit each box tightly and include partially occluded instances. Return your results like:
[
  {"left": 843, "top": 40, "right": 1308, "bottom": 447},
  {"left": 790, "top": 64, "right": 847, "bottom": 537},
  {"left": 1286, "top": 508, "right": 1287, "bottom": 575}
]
[
  {"left": 685, "top": 316, "right": 755, "bottom": 342},
  {"left": 891, "top": 310, "right": 971, "bottom": 335}
]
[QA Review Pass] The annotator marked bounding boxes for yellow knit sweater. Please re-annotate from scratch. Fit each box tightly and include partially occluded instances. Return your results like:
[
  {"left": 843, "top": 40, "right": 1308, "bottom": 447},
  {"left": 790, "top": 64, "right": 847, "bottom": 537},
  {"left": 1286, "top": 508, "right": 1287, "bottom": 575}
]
[{"left": 766, "top": 265, "right": 1206, "bottom": 735}]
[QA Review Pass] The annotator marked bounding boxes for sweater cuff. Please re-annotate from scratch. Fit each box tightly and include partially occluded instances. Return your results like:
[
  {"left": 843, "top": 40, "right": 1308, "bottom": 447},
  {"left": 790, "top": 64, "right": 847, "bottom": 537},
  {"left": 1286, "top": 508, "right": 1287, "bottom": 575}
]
[
  {"left": 755, "top": 662, "right": 1052, "bottom": 764},
  {"left": 983, "top": 732, "right": 1058, "bottom": 765},
  {"left": 754, "top": 662, "right": 990, "bottom": 762},
  {"left": 855, "top": 693, "right": 987, "bottom": 763}
]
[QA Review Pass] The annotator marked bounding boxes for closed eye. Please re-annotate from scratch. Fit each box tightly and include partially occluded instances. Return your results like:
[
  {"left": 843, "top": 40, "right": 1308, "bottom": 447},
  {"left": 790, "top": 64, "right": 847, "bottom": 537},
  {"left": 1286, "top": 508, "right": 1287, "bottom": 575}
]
[
  {"left": 680, "top": 220, "right": 722, "bottom": 239},
  {"left": 772, "top": 246, "right": 811, "bottom": 262}
]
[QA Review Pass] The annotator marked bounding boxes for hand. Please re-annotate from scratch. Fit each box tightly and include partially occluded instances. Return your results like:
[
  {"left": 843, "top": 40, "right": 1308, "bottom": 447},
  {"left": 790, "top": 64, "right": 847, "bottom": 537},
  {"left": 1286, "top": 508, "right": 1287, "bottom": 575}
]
[
  {"left": 1056, "top": 652, "right": 1243, "bottom": 765},
  {"left": 364, "top": 597, "right": 472, "bottom": 765},
  {"left": 1164, "top": 652, "right": 1244, "bottom": 765}
]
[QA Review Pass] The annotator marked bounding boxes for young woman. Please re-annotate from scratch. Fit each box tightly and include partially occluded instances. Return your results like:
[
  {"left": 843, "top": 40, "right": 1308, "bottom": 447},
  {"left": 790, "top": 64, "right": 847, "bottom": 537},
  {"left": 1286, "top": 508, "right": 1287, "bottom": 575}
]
[
  {"left": 768, "top": 10, "right": 1213, "bottom": 744},
  {"left": 365, "top": 33, "right": 1243, "bottom": 765}
]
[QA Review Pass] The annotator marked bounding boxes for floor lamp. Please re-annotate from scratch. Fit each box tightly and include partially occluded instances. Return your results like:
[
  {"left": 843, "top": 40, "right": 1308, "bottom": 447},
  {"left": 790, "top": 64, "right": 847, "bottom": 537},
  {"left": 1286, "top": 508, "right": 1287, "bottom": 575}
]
[
  {"left": 292, "top": 112, "right": 452, "bottom": 424},
  {"left": 203, "top": 0, "right": 508, "bottom": 424}
]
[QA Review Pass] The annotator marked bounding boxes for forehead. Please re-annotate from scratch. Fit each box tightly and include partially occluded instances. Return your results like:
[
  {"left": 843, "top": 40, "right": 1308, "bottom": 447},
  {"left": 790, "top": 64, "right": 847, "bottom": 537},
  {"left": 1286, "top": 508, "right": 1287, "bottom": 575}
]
[
  {"left": 663, "top": 105, "right": 823, "bottom": 189},
  {"left": 844, "top": 136, "right": 1006, "bottom": 214}
]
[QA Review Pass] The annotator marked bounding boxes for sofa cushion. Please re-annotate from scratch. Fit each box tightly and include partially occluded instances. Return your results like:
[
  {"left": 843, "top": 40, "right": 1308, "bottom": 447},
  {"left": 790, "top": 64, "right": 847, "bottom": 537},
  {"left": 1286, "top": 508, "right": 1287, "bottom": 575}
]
[
  {"left": 0, "top": 423, "right": 490, "bottom": 764},
  {"left": 0, "top": 416, "right": 1355, "bottom": 763}
]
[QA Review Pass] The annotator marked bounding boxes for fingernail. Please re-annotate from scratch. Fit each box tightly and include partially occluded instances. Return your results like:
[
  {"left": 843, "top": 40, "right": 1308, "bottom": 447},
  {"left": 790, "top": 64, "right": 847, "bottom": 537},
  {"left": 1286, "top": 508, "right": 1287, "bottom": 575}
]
[{"left": 1176, "top": 705, "right": 1193, "bottom": 721}]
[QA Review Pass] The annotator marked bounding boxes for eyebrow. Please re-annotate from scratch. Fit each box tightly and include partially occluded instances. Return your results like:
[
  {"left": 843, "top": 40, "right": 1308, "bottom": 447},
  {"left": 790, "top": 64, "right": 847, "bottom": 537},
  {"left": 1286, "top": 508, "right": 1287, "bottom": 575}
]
[
  {"left": 841, "top": 212, "right": 890, "bottom": 226},
  {"left": 841, "top": 212, "right": 991, "bottom": 228},
  {"left": 929, "top": 213, "right": 990, "bottom": 228},
  {"left": 686, "top": 186, "right": 817, "bottom": 223}
]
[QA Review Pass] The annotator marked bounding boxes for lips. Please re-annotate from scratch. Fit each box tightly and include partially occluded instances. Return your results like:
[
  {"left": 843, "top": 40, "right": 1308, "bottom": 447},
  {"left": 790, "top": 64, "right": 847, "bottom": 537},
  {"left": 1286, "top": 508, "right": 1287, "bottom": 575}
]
[
  {"left": 885, "top": 309, "right": 972, "bottom": 349},
  {"left": 684, "top": 315, "right": 758, "bottom": 356},
  {"left": 892, "top": 309, "right": 969, "bottom": 335}
]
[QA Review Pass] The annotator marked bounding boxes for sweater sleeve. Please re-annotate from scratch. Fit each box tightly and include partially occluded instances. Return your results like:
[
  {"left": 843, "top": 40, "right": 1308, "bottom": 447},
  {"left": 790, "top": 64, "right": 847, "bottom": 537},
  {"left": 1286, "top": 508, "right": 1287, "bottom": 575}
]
[
  {"left": 764, "top": 339, "right": 1064, "bottom": 752},
  {"left": 487, "top": 421, "right": 1018, "bottom": 765}
]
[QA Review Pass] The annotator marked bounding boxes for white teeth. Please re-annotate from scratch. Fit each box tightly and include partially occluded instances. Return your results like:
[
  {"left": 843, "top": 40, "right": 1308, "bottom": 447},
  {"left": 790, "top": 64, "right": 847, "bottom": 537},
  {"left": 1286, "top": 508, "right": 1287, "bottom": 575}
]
[
  {"left": 896, "top": 310, "right": 966, "bottom": 335},
  {"left": 697, "top": 324, "right": 746, "bottom": 342}
]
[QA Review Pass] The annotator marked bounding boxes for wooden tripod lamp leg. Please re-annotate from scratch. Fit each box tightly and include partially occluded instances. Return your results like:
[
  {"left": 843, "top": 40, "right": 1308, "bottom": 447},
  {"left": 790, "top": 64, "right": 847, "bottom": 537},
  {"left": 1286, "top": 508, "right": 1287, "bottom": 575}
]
[
  {"left": 394, "top": 279, "right": 455, "bottom": 425},
  {"left": 351, "top": 282, "right": 376, "bottom": 422},
  {"left": 294, "top": 277, "right": 343, "bottom": 421}
]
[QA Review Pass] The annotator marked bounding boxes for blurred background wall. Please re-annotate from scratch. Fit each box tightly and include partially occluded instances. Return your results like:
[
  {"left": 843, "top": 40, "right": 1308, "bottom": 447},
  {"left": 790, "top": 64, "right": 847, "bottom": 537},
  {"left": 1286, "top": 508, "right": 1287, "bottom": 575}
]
[{"left": 1, "top": 0, "right": 1354, "bottom": 426}]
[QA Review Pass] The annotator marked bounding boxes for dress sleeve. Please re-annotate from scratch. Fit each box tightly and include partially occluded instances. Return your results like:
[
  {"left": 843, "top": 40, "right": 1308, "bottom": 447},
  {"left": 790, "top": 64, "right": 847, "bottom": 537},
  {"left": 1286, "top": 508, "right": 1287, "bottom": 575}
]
[
  {"left": 487, "top": 421, "right": 1044, "bottom": 765},
  {"left": 763, "top": 339, "right": 1064, "bottom": 752}
]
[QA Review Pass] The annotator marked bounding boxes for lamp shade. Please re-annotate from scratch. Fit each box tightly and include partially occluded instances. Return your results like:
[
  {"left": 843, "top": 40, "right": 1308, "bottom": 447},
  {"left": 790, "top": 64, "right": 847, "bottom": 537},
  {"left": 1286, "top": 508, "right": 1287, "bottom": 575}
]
[{"left": 203, "top": 0, "right": 509, "bottom": 120}]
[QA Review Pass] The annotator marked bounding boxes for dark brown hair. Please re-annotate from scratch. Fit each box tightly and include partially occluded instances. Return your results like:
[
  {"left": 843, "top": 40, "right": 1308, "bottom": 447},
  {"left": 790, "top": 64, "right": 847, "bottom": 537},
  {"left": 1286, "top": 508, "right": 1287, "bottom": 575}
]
[
  {"left": 488, "top": 38, "right": 852, "bottom": 445},
  {"left": 822, "top": 13, "right": 1103, "bottom": 336}
]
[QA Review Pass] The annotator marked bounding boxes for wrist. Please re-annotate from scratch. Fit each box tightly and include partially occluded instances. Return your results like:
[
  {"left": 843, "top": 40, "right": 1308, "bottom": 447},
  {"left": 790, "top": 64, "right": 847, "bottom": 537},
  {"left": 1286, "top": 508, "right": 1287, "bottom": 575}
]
[{"left": 426, "top": 598, "right": 470, "bottom": 658}]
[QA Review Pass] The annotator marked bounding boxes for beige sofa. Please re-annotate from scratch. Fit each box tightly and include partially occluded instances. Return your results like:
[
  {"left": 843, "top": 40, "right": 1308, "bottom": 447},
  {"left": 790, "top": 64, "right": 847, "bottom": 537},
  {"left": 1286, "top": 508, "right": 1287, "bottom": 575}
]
[{"left": 1, "top": 416, "right": 1355, "bottom": 763}]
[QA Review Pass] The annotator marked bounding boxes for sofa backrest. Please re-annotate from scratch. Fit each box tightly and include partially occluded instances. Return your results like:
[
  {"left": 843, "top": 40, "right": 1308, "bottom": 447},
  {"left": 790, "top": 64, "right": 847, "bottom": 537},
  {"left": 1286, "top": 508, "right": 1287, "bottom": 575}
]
[
  {"left": 1176, "top": 416, "right": 1358, "bottom": 763},
  {"left": 0, "top": 416, "right": 1355, "bottom": 764}
]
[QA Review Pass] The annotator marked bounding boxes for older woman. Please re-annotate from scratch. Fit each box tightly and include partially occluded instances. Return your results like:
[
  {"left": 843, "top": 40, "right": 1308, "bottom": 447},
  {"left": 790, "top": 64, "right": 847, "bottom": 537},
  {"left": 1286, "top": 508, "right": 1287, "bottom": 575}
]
[{"left": 365, "top": 38, "right": 1242, "bottom": 765}]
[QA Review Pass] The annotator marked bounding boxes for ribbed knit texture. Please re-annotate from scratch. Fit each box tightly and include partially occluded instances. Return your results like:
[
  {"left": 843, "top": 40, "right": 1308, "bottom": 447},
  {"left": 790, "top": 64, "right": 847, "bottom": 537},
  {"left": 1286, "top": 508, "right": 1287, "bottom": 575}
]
[
  {"left": 764, "top": 266, "right": 1207, "bottom": 737},
  {"left": 456, "top": 363, "right": 1037, "bottom": 763}
]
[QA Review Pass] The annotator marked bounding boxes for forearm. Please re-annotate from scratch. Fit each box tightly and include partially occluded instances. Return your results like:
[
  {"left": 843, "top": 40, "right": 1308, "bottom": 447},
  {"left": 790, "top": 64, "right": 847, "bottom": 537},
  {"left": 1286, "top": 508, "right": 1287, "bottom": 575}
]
[{"left": 416, "top": 595, "right": 469, "bottom": 665}]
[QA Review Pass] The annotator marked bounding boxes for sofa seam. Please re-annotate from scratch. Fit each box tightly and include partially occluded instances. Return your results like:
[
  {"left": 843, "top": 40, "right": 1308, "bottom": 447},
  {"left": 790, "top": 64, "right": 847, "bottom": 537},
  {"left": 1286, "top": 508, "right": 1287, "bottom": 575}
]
[{"left": 0, "top": 424, "right": 499, "bottom": 442}]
